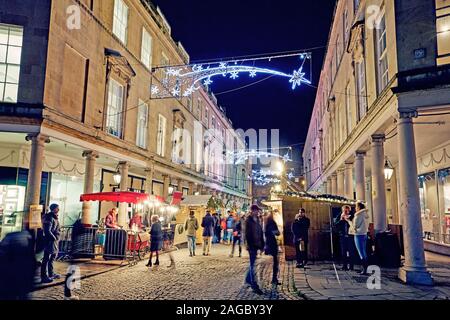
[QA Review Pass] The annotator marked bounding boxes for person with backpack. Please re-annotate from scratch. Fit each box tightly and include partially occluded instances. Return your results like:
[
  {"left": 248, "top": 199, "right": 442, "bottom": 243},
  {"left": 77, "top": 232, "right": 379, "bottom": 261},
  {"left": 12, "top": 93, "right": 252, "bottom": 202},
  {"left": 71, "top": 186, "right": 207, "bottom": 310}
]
[
  {"left": 229, "top": 214, "right": 242, "bottom": 258},
  {"left": 226, "top": 212, "right": 236, "bottom": 244}
]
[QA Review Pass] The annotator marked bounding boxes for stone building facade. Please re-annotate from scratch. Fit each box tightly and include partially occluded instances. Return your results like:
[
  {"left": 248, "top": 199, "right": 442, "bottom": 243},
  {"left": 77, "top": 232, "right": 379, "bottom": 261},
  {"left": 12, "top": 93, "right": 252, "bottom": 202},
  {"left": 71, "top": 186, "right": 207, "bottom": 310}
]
[
  {"left": 0, "top": 0, "right": 251, "bottom": 232},
  {"left": 303, "top": 0, "right": 450, "bottom": 284}
]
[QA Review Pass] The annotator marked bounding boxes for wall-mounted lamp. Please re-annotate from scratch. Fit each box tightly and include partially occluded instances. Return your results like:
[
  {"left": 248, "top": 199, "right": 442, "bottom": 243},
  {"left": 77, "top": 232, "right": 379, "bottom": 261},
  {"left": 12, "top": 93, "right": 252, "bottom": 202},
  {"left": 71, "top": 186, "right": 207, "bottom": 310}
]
[{"left": 384, "top": 158, "right": 394, "bottom": 180}]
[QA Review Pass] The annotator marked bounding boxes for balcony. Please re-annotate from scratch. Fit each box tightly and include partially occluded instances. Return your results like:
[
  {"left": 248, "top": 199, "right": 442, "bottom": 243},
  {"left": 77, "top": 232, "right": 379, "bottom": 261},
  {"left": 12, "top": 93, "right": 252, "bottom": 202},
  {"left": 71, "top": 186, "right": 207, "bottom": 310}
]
[{"left": 0, "top": 102, "right": 44, "bottom": 119}]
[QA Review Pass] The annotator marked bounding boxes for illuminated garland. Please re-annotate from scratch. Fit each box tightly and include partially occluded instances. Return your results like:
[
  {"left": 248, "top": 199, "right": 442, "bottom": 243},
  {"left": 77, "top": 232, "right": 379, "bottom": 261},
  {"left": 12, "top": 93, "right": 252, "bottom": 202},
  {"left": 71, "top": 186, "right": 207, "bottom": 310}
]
[
  {"left": 273, "top": 191, "right": 358, "bottom": 205},
  {"left": 151, "top": 54, "right": 312, "bottom": 99}
]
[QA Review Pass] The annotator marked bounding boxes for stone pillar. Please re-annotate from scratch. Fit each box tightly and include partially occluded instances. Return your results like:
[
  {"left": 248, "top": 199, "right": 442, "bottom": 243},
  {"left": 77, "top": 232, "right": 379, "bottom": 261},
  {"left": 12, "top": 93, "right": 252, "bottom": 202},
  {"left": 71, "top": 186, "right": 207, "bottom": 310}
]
[
  {"left": 24, "top": 134, "right": 50, "bottom": 220},
  {"left": 355, "top": 151, "right": 366, "bottom": 201},
  {"left": 337, "top": 168, "right": 345, "bottom": 197},
  {"left": 163, "top": 174, "right": 171, "bottom": 200},
  {"left": 177, "top": 178, "right": 183, "bottom": 192},
  {"left": 81, "top": 151, "right": 99, "bottom": 225},
  {"left": 327, "top": 178, "right": 332, "bottom": 194},
  {"left": 344, "top": 162, "right": 354, "bottom": 200},
  {"left": 118, "top": 161, "right": 129, "bottom": 227},
  {"left": 371, "top": 134, "right": 387, "bottom": 234},
  {"left": 145, "top": 164, "right": 154, "bottom": 195},
  {"left": 397, "top": 112, "right": 433, "bottom": 285},
  {"left": 322, "top": 181, "right": 328, "bottom": 194},
  {"left": 188, "top": 182, "right": 195, "bottom": 195},
  {"left": 331, "top": 173, "right": 338, "bottom": 195}
]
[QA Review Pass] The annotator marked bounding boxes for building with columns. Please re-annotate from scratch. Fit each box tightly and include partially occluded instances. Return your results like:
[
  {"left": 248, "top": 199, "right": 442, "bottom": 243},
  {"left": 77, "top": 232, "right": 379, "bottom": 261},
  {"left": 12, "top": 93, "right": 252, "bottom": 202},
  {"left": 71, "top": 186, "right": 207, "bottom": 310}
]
[
  {"left": 0, "top": 0, "right": 252, "bottom": 237},
  {"left": 303, "top": 0, "right": 450, "bottom": 285}
]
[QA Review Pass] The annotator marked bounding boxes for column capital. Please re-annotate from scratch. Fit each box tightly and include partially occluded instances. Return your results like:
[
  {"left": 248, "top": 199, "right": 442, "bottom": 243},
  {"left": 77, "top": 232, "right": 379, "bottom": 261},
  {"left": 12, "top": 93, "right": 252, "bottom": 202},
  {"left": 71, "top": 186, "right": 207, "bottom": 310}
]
[
  {"left": 25, "top": 134, "right": 50, "bottom": 145},
  {"left": 82, "top": 150, "right": 99, "bottom": 159},
  {"left": 344, "top": 161, "right": 354, "bottom": 167},
  {"left": 399, "top": 110, "right": 418, "bottom": 119},
  {"left": 337, "top": 167, "right": 345, "bottom": 173},
  {"left": 119, "top": 161, "right": 129, "bottom": 168},
  {"left": 331, "top": 172, "right": 338, "bottom": 178},
  {"left": 355, "top": 151, "right": 366, "bottom": 158},
  {"left": 371, "top": 134, "right": 385, "bottom": 144}
]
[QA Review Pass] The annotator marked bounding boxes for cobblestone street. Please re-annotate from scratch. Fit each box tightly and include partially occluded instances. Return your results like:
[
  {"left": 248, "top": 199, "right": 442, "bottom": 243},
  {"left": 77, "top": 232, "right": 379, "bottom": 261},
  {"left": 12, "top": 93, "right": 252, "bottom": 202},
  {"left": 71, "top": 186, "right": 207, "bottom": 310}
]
[{"left": 32, "top": 244, "right": 302, "bottom": 301}]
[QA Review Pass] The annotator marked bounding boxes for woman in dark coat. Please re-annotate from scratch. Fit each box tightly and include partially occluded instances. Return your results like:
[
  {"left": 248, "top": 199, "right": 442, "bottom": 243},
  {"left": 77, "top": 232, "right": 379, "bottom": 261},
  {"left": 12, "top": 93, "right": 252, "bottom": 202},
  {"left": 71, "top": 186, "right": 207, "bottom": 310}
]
[
  {"left": 264, "top": 211, "right": 281, "bottom": 285},
  {"left": 146, "top": 215, "right": 163, "bottom": 267}
]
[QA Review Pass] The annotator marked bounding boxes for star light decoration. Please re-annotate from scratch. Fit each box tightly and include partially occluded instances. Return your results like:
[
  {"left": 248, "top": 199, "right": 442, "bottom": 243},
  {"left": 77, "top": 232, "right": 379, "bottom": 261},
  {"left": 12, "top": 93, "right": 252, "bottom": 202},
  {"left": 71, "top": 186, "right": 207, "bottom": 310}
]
[{"left": 150, "top": 53, "right": 312, "bottom": 99}]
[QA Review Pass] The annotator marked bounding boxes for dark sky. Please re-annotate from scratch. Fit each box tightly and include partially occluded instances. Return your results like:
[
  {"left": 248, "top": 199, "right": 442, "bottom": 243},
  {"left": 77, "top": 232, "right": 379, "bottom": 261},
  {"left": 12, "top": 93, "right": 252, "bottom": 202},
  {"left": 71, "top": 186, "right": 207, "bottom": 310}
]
[{"left": 151, "top": 0, "right": 336, "bottom": 153}]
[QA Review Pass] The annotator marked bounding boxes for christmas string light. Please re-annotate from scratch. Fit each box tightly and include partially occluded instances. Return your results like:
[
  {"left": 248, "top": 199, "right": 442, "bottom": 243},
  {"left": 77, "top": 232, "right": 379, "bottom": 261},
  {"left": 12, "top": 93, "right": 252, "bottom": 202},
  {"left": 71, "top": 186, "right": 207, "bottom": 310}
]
[{"left": 150, "top": 53, "right": 312, "bottom": 99}]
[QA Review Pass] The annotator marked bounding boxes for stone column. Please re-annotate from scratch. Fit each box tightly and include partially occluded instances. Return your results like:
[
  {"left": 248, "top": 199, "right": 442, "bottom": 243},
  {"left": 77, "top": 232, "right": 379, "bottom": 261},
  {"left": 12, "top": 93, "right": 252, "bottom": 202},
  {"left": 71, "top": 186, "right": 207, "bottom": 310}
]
[
  {"left": 355, "top": 151, "right": 366, "bottom": 201},
  {"left": 24, "top": 134, "right": 50, "bottom": 220},
  {"left": 327, "top": 178, "right": 332, "bottom": 194},
  {"left": 81, "top": 151, "right": 99, "bottom": 225},
  {"left": 144, "top": 164, "right": 154, "bottom": 195},
  {"left": 371, "top": 134, "right": 387, "bottom": 234},
  {"left": 118, "top": 161, "right": 129, "bottom": 227},
  {"left": 337, "top": 168, "right": 345, "bottom": 197},
  {"left": 331, "top": 173, "right": 338, "bottom": 195},
  {"left": 188, "top": 182, "right": 195, "bottom": 195},
  {"left": 162, "top": 174, "right": 171, "bottom": 200},
  {"left": 344, "top": 162, "right": 354, "bottom": 200},
  {"left": 322, "top": 181, "right": 328, "bottom": 194},
  {"left": 397, "top": 112, "right": 433, "bottom": 285},
  {"left": 177, "top": 178, "right": 183, "bottom": 192}
]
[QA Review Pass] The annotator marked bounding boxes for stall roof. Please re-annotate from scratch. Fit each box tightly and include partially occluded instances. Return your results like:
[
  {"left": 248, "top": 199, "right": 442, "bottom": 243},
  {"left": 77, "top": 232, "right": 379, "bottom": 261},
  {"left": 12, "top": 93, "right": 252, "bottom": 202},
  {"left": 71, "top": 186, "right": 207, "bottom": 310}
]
[{"left": 180, "top": 195, "right": 212, "bottom": 206}]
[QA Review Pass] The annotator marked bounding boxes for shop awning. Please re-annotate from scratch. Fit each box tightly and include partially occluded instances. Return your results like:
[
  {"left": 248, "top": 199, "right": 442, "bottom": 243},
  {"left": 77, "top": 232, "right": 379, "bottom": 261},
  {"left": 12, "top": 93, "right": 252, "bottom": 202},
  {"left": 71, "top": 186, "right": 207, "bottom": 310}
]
[{"left": 80, "top": 192, "right": 150, "bottom": 204}]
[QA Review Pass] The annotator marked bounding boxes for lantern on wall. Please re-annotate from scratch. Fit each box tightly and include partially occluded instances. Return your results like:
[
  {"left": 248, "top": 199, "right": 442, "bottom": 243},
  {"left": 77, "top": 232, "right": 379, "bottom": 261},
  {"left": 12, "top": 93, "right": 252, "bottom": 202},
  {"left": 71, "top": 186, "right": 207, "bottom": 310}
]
[{"left": 384, "top": 158, "right": 394, "bottom": 180}]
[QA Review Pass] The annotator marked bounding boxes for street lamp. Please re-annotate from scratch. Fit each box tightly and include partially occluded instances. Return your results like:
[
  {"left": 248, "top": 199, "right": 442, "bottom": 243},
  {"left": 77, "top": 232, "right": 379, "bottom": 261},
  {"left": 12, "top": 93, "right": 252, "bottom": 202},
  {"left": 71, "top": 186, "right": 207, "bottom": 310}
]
[
  {"left": 384, "top": 158, "right": 394, "bottom": 180},
  {"left": 113, "top": 169, "right": 122, "bottom": 185}
]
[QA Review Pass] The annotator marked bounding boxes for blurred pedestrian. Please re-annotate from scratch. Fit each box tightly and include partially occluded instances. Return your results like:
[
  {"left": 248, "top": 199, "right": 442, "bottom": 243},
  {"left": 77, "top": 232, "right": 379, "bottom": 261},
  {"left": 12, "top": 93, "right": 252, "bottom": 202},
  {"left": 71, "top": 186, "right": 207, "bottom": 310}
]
[
  {"left": 264, "top": 211, "right": 281, "bottom": 285},
  {"left": 129, "top": 211, "right": 144, "bottom": 231},
  {"left": 146, "top": 215, "right": 163, "bottom": 268},
  {"left": 0, "top": 230, "right": 36, "bottom": 300},
  {"left": 225, "top": 212, "right": 235, "bottom": 245},
  {"left": 221, "top": 213, "right": 228, "bottom": 244},
  {"left": 212, "top": 212, "right": 220, "bottom": 243},
  {"left": 229, "top": 214, "right": 242, "bottom": 258},
  {"left": 292, "top": 208, "right": 310, "bottom": 268},
  {"left": 245, "top": 204, "right": 265, "bottom": 295},
  {"left": 201, "top": 210, "right": 214, "bottom": 256},
  {"left": 346, "top": 202, "right": 370, "bottom": 275},
  {"left": 41, "top": 204, "right": 61, "bottom": 283},
  {"left": 185, "top": 211, "right": 199, "bottom": 257}
]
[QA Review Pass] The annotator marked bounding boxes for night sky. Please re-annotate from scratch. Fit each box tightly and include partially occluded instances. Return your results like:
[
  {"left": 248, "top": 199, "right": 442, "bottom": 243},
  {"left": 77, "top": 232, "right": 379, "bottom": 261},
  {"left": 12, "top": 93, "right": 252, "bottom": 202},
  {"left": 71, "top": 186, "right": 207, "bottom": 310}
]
[{"left": 151, "top": 0, "right": 336, "bottom": 158}]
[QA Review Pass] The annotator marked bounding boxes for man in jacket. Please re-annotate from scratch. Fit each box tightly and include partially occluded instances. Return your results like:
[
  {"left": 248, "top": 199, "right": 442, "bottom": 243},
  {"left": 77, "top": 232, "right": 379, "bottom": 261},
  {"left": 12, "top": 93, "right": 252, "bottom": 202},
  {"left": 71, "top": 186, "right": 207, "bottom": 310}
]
[
  {"left": 201, "top": 211, "right": 215, "bottom": 256},
  {"left": 245, "top": 205, "right": 265, "bottom": 295},
  {"left": 185, "top": 211, "right": 199, "bottom": 257},
  {"left": 41, "top": 204, "right": 61, "bottom": 283},
  {"left": 291, "top": 208, "right": 310, "bottom": 268},
  {"left": 334, "top": 205, "right": 355, "bottom": 271}
]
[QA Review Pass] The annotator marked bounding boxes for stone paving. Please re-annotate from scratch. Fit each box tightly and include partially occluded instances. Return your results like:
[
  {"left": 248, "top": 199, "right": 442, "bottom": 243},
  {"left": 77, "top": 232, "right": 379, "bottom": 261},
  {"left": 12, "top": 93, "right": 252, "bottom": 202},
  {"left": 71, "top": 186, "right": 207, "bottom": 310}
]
[
  {"left": 293, "top": 252, "right": 450, "bottom": 300},
  {"left": 32, "top": 244, "right": 303, "bottom": 301}
]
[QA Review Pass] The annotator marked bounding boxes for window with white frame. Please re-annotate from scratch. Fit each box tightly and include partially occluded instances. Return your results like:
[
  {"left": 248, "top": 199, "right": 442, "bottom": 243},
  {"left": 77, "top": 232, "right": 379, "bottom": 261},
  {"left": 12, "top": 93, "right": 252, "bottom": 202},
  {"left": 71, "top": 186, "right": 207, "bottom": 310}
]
[
  {"left": 355, "top": 60, "right": 367, "bottom": 121},
  {"left": 136, "top": 100, "right": 148, "bottom": 148},
  {"left": 160, "top": 52, "right": 169, "bottom": 79},
  {"left": 345, "top": 82, "right": 352, "bottom": 134},
  {"left": 157, "top": 114, "right": 167, "bottom": 157},
  {"left": 106, "top": 79, "right": 125, "bottom": 138},
  {"left": 436, "top": 0, "right": 450, "bottom": 65},
  {"left": 211, "top": 115, "right": 216, "bottom": 130},
  {"left": 113, "top": 0, "right": 128, "bottom": 44},
  {"left": 141, "top": 28, "right": 152, "bottom": 69},
  {"left": 0, "top": 24, "right": 23, "bottom": 103},
  {"left": 375, "top": 14, "right": 389, "bottom": 94}
]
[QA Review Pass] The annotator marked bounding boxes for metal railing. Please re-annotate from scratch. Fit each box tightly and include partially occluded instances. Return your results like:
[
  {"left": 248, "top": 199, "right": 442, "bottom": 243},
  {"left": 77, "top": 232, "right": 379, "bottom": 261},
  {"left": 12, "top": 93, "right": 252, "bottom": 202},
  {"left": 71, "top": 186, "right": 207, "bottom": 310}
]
[
  {"left": 57, "top": 226, "right": 150, "bottom": 266},
  {"left": 424, "top": 232, "right": 450, "bottom": 245}
]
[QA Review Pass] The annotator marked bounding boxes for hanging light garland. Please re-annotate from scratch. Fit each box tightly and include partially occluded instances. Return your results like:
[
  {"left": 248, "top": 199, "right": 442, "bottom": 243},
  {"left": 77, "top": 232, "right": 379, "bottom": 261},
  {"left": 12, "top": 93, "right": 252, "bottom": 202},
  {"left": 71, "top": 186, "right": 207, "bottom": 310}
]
[{"left": 151, "top": 53, "right": 312, "bottom": 99}]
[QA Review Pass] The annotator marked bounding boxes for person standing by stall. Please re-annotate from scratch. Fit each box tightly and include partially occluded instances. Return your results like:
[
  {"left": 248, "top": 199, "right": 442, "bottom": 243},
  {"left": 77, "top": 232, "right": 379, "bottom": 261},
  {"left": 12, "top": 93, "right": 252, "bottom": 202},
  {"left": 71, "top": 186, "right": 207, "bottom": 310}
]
[
  {"left": 105, "top": 208, "right": 119, "bottom": 229},
  {"left": 201, "top": 210, "right": 215, "bottom": 256},
  {"left": 146, "top": 215, "right": 163, "bottom": 268},
  {"left": 292, "top": 208, "right": 310, "bottom": 268},
  {"left": 41, "top": 204, "right": 61, "bottom": 283},
  {"left": 185, "top": 211, "right": 199, "bottom": 257},
  {"left": 245, "top": 205, "right": 265, "bottom": 295},
  {"left": 230, "top": 214, "right": 242, "bottom": 258},
  {"left": 129, "top": 211, "right": 144, "bottom": 231},
  {"left": 334, "top": 205, "right": 355, "bottom": 271},
  {"left": 345, "top": 202, "right": 370, "bottom": 275}
]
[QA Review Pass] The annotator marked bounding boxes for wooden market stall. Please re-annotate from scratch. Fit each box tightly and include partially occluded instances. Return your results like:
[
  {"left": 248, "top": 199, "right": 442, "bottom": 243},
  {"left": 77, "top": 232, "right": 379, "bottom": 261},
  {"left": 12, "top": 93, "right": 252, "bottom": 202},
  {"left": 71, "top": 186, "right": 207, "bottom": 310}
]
[{"left": 264, "top": 194, "right": 356, "bottom": 262}]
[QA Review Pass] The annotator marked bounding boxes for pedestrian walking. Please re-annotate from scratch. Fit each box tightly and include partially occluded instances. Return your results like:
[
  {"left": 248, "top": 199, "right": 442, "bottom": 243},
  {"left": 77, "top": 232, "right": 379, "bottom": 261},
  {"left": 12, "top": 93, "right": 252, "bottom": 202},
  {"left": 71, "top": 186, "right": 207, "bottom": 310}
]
[
  {"left": 226, "top": 212, "right": 235, "bottom": 244},
  {"left": 346, "top": 202, "right": 370, "bottom": 275},
  {"left": 146, "top": 215, "right": 163, "bottom": 268},
  {"left": 264, "top": 211, "right": 281, "bottom": 285},
  {"left": 291, "top": 208, "right": 310, "bottom": 268},
  {"left": 244, "top": 204, "right": 265, "bottom": 295},
  {"left": 201, "top": 210, "right": 215, "bottom": 256},
  {"left": 41, "top": 204, "right": 61, "bottom": 283},
  {"left": 221, "top": 214, "right": 228, "bottom": 244},
  {"left": 212, "top": 212, "right": 220, "bottom": 243},
  {"left": 185, "top": 211, "right": 199, "bottom": 256},
  {"left": 229, "top": 214, "right": 242, "bottom": 258},
  {"left": 334, "top": 205, "right": 355, "bottom": 271}
]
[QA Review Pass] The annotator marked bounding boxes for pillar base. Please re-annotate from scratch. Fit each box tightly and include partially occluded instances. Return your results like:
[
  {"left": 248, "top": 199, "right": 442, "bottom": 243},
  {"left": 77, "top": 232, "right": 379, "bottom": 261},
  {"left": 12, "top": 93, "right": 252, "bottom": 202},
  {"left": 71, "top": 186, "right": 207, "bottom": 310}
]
[{"left": 398, "top": 267, "right": 433, "bottom": 286}]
